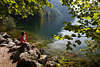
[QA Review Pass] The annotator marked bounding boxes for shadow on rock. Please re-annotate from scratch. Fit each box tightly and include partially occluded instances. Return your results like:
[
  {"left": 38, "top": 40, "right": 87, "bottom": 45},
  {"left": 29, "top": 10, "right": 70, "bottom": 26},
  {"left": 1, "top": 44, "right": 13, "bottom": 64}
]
[
  {"left": 17, "top": 59, "right": 37, "bottom": 67},
  {"left": 8, "top": 44, "right": 29, "bottom": 63}
]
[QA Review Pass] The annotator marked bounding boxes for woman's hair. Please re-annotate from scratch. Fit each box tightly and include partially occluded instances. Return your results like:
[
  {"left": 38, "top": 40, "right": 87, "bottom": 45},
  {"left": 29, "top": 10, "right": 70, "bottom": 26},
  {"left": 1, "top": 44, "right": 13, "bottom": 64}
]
[{"left": 21, "top": 32, "right": 25, "bottom": 36}]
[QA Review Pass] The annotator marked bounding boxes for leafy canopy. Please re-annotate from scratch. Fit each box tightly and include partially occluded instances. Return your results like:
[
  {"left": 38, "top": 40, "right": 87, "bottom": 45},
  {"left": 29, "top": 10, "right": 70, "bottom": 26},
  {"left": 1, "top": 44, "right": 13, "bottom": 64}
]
[
  {"left": 54, "top": 0, "right": 100, "bottom": 50},
  {"left": 0, "top": 0, "right": 53, "bottom": 19}
]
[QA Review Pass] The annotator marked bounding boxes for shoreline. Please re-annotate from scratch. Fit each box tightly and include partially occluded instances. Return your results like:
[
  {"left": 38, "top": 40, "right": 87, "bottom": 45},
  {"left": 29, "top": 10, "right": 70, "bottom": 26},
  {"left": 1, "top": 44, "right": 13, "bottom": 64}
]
[{"left": 0, "top": 32, "right": 61, "bottom": 67}]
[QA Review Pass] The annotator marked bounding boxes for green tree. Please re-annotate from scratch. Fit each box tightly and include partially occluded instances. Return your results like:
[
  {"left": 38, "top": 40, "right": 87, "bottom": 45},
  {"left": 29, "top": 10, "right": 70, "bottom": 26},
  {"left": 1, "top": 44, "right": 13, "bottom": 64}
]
[
  {"left": 0, "top": 0, "right": 53, "bottom": 20},
  {"left": 54, "top": 0, "right": 100, "bottom": 50}
]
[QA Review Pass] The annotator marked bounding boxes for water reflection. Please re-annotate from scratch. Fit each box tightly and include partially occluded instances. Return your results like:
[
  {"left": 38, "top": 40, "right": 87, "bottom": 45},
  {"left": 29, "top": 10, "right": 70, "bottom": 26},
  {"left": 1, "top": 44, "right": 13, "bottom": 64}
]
[{"left": 13, "top": 0, "right": 74, "bottom": 40}]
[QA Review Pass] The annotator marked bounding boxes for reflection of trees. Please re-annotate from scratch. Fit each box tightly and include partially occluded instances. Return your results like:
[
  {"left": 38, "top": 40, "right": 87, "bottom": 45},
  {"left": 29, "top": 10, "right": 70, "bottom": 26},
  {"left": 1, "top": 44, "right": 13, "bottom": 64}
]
[
  {"left": 0, "top": 16, "right": 16, "bottom": 32},
  {"left": 15, "top": 5, "right": 66, "bottom": 32},
  {"left": 15, "top": 15, "right": 42, "bottom": 32},
  {"left": 40, "top": 7, "right": 63, "bottom": 23}
]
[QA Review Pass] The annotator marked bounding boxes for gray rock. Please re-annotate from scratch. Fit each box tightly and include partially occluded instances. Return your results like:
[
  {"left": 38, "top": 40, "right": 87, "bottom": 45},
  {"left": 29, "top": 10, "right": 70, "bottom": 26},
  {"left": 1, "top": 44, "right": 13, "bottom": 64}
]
[
  {"left": 7, "top": 42, "right": 15, "bottom": 47},
  {"left": 45, "top": 61, "right": 57, "bottom": 67},
  {"left": 7, "top": 38, "right": 13, "bottom": 41},
  {"left": 17, "top": 60, "right": 37, "bottom": 67},
  {"left": 33, "top": 60, "right": 41, "bottom": 67},
  {"left": 0, "top": 35, "right": 6, "bottom": 43},
  {"left": 2, "top": 32, "right": 7, "bottom": 36},
  {"left": 20, "top": 48, "right": 41, "bottom": 62},
  {"left": 12, "top": 45, "right": 20, "bottom": 49},
  {"left": 13, "top": 38, "right": 20, "bottom": 45},
  {"left": 39, "top": 48, "right": 45, "bottom": 54},
  {"left": 7, "top": 38, "right": 13, "bottom": 43},
  {"left": 51, "top": 56, "right": 58, "bottom": 62},
  {"left": 0, "top": 43, "right": 8, "bottom": 46},
  {"left": 3, "top": 33, "right": 11, "bottom": 39},
  {"left": 40, "top": 55, "right": 47, "bottom": 60},
  {"left": 9, "top": 41, "right": 15, "bottom": 45},
  {"left": 39, "top": 55, "right": 48, "bottom": 64}
]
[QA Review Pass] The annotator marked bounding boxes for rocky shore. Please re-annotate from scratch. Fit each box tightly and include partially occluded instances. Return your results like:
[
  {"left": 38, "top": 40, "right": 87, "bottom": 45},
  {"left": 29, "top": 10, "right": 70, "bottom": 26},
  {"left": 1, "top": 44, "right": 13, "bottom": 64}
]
[{"left": 0, "top": 32, "right": 59, "bottom": 67}]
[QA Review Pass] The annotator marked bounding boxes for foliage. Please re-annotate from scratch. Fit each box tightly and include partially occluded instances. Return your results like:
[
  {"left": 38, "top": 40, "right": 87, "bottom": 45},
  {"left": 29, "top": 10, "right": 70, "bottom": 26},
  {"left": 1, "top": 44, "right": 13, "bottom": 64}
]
[
  {"left": 54, "top": 0, "right": 100, "bottom": 50},
  {"left": 80, "top": 40, "right": 99, "bottom": 55},
  {"left": 0, "top": 0, "right": 53, "bottom": 21},
  {"left": 57, "top": 54, "right": 100, "bottom": 67},
  {"left": 57, "top": 56, "right": 76, "bottom": 67}
]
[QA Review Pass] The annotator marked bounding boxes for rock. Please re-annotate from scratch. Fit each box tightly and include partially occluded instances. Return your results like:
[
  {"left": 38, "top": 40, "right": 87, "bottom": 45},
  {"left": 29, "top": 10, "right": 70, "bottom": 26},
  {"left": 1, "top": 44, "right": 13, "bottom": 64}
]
[
  {"left": 51, "top": 56, "right": 58, "bottom": 62},
  {"left": 39, "top": 48, "right": 45, "bottom": 55},
  {"left": 39, "top": 55, "right": 48, "bottom": 64},
  {"left": 45, "top": 61, "right": 57, "bottom": 67},
  {"left": 12, "top": 45, "right": 20, "bottom": 49},
  {"left": 7, "top": 42, "right": 15, "bottom": 47},
  {"left": 0, "top": 43, "right": 8, "bottom": 46},
  {"left": 2, "top": 32, "right": 7, "bottom": 36},
  {"left": 32, "top": 48, "right": 41, "bottom": 57},
  {"left": 20, "top": 52, "right": 30, "bottom": 61},
  {"left": 17, "top": 59, "right": 37, "bottom": 67},
  {"left": 0, "top": 36, "right": 8, "bottom": 46},
  {"left": 36, "top": 62, "right": 41, "bottom": 67},
  {"left": 40, "top": 55, "right": 47, "bottom": 60},
  {"left": 32, "top": 43, "right": 37, "bottom": 47},
  {"left": 0, "top": 32, "right": 61, "bottom": 67},
  {"left": 3, "top": 32, "right": 11, "bottom": 39},
  {"left": 33, "top": 60, "right": 41, "bottom": 67},
  {"left": 7, "top": 38, "right": 13, "bottom": 42},
  {"left": 17, "top": 59, "right": 41, "bottom": 67},
  {"left": 6, "top": 38, "right": 13, "bottom": 44},
  {"left": 0, "top": 36, "right": 6, "bottom": 44},
  {"left": 20, "top": 49, "right": 41, "bottom": 62},
  {"left": 8, "top": 41, "right": 15, "bottom": 45},
  {"left": 13, "top": 38, "right": 20, "bottom": 45}
]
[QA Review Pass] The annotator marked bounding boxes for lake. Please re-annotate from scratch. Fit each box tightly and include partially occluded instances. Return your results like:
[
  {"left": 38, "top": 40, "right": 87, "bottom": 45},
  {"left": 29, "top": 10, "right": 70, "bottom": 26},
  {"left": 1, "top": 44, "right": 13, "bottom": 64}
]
[{"left": 0, "top": 0, "right": 91, "bottom": 54}]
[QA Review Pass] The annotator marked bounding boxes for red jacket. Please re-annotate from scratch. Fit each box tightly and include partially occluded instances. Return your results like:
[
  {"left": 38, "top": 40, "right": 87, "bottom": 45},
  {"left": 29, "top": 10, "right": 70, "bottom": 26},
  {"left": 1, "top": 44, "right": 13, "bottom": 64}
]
[{"left": 20, "top": 34, "right": 27, "bottom": 44}]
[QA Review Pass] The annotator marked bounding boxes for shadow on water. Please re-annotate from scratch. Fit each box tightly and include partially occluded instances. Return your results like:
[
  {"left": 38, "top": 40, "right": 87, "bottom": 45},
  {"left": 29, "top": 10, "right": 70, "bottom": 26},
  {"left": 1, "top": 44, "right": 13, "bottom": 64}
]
[{"left": 15, "top": 15, "right": 42, "bottom": 33}]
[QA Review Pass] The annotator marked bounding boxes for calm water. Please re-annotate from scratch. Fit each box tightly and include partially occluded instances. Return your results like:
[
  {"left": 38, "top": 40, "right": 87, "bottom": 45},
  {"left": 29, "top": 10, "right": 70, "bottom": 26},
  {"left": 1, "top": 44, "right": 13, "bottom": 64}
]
[{"left": 14, "top": 0, "right": 74, "bottom": 40}]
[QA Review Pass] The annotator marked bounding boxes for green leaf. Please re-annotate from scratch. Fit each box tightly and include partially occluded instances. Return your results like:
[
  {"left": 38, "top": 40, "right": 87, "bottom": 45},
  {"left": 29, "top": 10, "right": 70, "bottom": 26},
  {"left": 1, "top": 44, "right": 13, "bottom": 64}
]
[
  {"left": 3, "top": 0, "right": 8, "bottom": 3},
  {"left": 75, "top": 40, "right": 81, "bottom": 45},
  {"left": 82, "top": 16, "right": 91, "bottom": 20},
  {"left": 71, "top": 34, "right": 76, "bottom": 37},
  {"left": 96, "top": 29, "right": 100, "bottom": 33}
]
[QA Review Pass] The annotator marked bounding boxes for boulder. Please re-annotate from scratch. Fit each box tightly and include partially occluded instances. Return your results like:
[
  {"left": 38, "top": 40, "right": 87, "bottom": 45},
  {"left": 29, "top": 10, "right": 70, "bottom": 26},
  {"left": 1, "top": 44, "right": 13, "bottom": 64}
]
[
  {"left": 17, "top": 59, "right": 37, "bottom": 67},
  {"left": 12, "top": 45, "right": 20, "bottom": 49},
  {"left": 45, "top": 61, "right": 57, "bottom": 67},
  {"left": 0, "top": 36, "right": 8, "bottom": 46},
  {"left": 13, "top": 38, "right": 20, "bottom": 45},
  {"left": 51, "top": 56, "right": 58, "bottom": 62},
  {"left": 39, "top": 48, "right": 45, "bottom": 54},
  {"left": 39, "top": 55, "right": 48, "bottom": 64},
  {"left": 33, "top": 60, "right": 41, "bottom": 67},
  {"left": 0, "top": 35, "right": 6, "bottom": 44},
  {"left": 40, "top": 55, "right": 47, "bottom": 60},
  {"left": 7, "top": 42, "right": 16, "bottom": 47},
  {"left": 3, "top": 33, "right": 11, "bottom": 39},
  {"left": 0, "top": 43, "right": 8, "bottom": 46},
  {"left": 20, "top": 48, "right": 41, "bottom": 62},
  {"left": 7, "top": 38, "right": 13, "bottom": 42}
]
